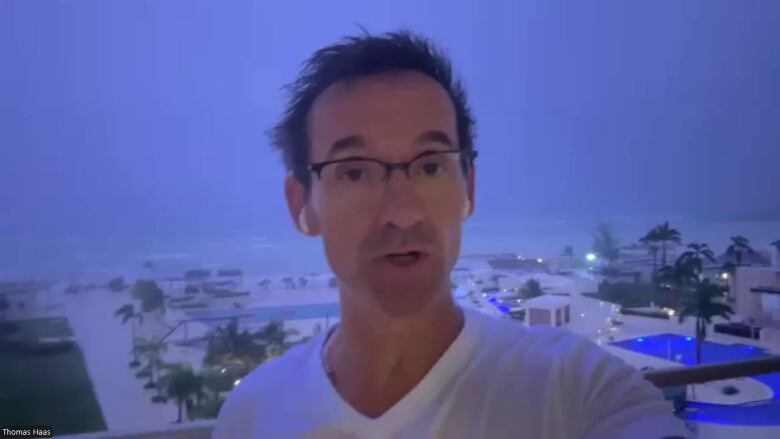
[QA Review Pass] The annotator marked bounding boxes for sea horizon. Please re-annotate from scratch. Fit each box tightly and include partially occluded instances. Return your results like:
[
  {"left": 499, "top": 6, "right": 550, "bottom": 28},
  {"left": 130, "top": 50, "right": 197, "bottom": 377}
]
[{"left": 2, "top": 215, "right": 778, "bottom": 282}]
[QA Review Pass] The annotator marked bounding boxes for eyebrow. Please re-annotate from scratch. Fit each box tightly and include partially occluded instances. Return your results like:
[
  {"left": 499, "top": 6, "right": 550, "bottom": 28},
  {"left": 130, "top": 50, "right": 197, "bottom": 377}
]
[
  {"left": 326, "top": 135, "right": 365, "bottom": 159},
  {"left": 414, "top": 130, "right": 454, "bottom": 148},
  {"left": 325, "top": 130, "right": 454, "bottom": 160}
]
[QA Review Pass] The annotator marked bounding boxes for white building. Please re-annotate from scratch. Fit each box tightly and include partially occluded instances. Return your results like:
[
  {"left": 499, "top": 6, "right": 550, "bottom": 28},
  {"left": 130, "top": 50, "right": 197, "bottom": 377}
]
[
  {"left": 523, "top": 295, "right": 571, "bottom": 327},
  {"left": 733, "top": 246, "right": 780, "bottom": 348}
]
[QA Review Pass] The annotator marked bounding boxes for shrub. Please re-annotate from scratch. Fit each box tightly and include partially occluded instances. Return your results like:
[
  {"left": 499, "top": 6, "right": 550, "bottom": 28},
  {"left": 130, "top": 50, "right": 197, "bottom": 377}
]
[{"left": 108, "top": 277, "right": 126, "bottom": 292}]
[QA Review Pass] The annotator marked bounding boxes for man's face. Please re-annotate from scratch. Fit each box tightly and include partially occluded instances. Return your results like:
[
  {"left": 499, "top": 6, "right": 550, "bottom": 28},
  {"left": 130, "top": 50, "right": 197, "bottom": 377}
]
[{"left": 289, "top": 70, "right": 474, "bottom": 316}]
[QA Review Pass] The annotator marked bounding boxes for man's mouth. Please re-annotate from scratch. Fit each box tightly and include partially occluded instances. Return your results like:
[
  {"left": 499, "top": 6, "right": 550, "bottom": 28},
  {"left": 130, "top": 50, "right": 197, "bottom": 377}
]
[{"left": 384, "top": 251, "right": 425, "bottom": 267}]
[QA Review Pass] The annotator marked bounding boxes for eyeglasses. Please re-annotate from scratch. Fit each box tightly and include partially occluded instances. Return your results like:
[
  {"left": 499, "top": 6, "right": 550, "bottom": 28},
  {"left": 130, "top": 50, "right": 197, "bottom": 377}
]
[{"left": 307, "top": 149, "right": 477, "bottom": 198}]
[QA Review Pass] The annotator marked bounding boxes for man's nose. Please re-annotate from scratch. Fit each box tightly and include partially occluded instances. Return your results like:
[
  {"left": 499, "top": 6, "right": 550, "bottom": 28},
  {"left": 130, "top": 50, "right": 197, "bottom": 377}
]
[{"left": 376, "top": 170, "right": 425, "bottom": 229}]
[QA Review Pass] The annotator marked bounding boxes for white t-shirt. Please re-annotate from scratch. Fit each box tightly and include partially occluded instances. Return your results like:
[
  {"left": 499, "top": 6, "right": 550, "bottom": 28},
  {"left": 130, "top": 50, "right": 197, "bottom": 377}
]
[{"left": 213, "top": 308, "right": 690, "bottom": 439}]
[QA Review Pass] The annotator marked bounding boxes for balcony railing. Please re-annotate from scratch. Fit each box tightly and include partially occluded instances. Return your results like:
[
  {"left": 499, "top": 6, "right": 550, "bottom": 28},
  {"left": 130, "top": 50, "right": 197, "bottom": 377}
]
[
  {"left": 644, "top": 355, "right": 780, "bottom": 387},
  {"left": 59, "top": 356, "right": 780, "bottom": 439}
]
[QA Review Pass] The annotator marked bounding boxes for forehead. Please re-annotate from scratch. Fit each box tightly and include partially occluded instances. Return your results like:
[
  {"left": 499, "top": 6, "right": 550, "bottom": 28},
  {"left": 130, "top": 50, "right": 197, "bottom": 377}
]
[{"left": 306, "top": 70, "right": 458, "bottom": 162}]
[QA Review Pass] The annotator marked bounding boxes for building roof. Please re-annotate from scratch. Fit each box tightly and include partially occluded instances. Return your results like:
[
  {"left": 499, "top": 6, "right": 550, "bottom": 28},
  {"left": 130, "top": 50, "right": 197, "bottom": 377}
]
[
  {"left": 751, "top": 286, "right": 780, "bottom": 295},
  {"left": 184, "top": 269, "right": 210, "bottom": 280},
  {"left": 523, "top": 294, "right": 570, "bottom": 310},
  {"left": 716, "top": 250, "right": 771, "bottom": 267}
]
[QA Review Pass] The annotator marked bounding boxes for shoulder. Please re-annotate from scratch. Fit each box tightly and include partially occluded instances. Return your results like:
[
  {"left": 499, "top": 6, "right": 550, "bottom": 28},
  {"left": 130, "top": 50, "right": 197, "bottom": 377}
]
[
  {"left": 212, "top": 336, "right": 321, "bottom": 438},
  {"left": 470, "top": 310, "right": 595, "bottom": 364},
  {"left": 470, "top": 317, "right": 689, "bottom": 437},
  {"left": 493, "top": 318, "right": 640, "bottom": 388},
  {"left": 470, "top": 312, "right": 645, "bottom": 399}
]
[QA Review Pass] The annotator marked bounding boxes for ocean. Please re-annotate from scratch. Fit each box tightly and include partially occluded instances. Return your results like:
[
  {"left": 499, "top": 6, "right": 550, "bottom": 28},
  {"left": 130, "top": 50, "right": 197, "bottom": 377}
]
[{"left": 2, "top": 216, "right": 778, "bottom": 282}]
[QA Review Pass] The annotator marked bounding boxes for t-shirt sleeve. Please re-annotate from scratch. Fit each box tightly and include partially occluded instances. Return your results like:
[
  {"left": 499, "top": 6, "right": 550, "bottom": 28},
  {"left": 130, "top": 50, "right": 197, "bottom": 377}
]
[{"left": 569, "top": 339, "right": 692, "bottom": 439}]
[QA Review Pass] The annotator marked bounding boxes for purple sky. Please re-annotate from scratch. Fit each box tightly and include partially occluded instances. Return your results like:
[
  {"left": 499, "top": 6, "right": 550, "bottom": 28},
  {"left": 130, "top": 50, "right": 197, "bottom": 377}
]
[{"left": 2, "top": 0, "right": 778, "bottom": 236}]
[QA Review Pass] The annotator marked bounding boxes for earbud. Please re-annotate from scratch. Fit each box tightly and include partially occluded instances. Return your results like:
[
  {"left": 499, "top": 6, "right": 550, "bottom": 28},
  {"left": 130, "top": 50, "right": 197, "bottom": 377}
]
[
  {"left": 462, "top": 199, "right": 471, "bottom": 220},
  {"left": 298, "top": 210, "right": 310, "bottom": 234}
]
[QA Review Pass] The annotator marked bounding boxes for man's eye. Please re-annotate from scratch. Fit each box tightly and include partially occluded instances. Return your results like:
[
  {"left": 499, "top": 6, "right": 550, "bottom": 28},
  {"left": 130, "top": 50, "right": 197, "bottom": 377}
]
[
  {"left": 343, "top": 169, "right": 365, "bottom": 181},
  {"left": 421, "top": 162, "right": 443, "bottom": 176},
  {"left": 334, "top": 163, "right": 371, "bottom": 182}
]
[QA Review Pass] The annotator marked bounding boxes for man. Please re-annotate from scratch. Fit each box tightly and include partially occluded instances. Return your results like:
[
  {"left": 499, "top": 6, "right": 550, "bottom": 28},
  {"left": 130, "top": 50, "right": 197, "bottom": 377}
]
[{"left": 214, "top": 31, "right": 689, "bottom": 438}]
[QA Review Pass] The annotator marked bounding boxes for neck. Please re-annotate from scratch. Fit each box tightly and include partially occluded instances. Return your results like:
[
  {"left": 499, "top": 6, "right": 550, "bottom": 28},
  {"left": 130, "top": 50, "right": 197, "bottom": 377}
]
[{"left": 326, "top": 285, "right": 464, "bottom": 417}]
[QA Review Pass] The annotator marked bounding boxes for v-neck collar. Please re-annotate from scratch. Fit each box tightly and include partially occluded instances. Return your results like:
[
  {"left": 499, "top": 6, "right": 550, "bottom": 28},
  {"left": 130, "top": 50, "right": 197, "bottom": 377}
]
[{"left": 310, "top": 307, "right": 482, "bottom": 434}]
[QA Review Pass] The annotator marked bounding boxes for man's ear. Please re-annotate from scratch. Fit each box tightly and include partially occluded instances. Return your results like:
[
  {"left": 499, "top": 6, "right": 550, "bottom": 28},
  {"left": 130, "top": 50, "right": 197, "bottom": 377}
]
[
  {"left": 465, "top": 164, "right": 476, "bottom": 218},
  {"left": 284, "top": 176, "right": 320, "bottom": 236}
]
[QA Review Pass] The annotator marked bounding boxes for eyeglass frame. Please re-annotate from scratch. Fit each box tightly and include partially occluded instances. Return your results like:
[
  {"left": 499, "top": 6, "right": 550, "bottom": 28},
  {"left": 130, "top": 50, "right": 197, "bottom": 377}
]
[{"left": 305, "top": 149, "right": 478, "bottom": 182}]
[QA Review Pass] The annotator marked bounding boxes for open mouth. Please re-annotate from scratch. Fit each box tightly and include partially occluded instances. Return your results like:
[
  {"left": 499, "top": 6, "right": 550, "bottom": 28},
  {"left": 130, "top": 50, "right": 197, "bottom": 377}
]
[{"left": 384, "top": 251, "right": 425, "bottom": 266}]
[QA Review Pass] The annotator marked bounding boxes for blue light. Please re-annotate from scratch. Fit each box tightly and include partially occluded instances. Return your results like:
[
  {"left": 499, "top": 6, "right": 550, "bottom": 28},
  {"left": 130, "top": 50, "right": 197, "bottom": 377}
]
[{"left": 609, "top": 333, "right": 780, "bottom": 426}]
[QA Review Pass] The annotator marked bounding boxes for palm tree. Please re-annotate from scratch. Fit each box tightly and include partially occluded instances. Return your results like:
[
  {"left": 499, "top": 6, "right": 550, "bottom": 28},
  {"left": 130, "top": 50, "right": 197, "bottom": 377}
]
[
  {"left": 115, "top": 303, "right": 144, "bottom": 367},
  {"left": 592, "top": 223, "right": 621, "bottom": 268},
  {"left": 134, "top": 340, "right": 166, "bottom": 386},
  {"left": 254, "top": 320, "right": 298, "bottom": 359},
  {"left": 159, "top": 363, "right": 205, "bottom": 423},
  {"left": 646, "top": 222, "right": 682, "bottom": 269},
  {"left": 204, "top": 319, "right": 298, "bottom": 377},
  {"left": 639, "top": 236, "right": 660, "bottom": 280},
  {"left": 726, "top": 235, "right": 755, "bottom": 268},
  {"left": 639, "top": 227, "right": 659, "bottom": 277},
  {"left": 561, "top": 246, "right": 575, "bottom": 269},
  {"left": 657, "top": 256, "right": 699, "bottom": 293},
  {"left": 678, "top": 242, "right": 716, "bottom": 279},
  {"left": 132, "top": 280, "right": 166, "bottom": 316},
  {"left": 203, "top": 319, "right": 268, "bottom": 378},
  {"left": 115, "top": 303, "right": 138, "bottom": 324},
  {"left": 677, "top": 280, "right": 734, "bottom": 364}
]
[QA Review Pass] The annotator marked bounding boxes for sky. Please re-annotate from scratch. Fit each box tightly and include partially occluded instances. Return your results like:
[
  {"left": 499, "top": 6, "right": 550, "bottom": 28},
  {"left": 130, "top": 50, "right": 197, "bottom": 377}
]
[{"left": 2, "top": 0, "right": 779, "bottom": 238}]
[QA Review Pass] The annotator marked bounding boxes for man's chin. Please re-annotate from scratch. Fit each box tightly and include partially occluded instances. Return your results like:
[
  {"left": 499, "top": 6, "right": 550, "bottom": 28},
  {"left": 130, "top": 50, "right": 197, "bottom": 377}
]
[{"left": 359, "top": 265, "right": 447, "bottom": 317}]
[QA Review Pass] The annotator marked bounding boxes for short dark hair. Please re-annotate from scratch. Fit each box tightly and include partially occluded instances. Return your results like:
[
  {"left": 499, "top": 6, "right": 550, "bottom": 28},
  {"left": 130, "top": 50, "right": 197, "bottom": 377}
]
[{"left": 271, "top": 30, "right": 476, "bottom": 189}]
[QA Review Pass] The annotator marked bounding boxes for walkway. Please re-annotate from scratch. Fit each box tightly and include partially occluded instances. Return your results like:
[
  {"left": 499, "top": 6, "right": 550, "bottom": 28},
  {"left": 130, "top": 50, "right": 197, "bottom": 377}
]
[{"left": 61, "top": 287, "right": 177, "bottom": 431}]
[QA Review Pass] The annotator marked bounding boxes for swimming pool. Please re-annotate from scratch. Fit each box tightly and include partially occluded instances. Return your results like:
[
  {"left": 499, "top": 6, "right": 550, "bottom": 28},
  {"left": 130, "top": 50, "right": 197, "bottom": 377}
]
[
  {"left": 611, "top": 333, "right": 780, "bottom": 426},
  {"left": 186, "top": 302, "right": 340, "bottom": 324}
]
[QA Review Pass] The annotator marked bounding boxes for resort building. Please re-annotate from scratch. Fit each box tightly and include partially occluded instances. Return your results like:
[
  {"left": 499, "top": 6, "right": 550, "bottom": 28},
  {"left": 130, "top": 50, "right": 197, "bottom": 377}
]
[{"left": 733, "top": 248, "right": 780, "bottom": 349}]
